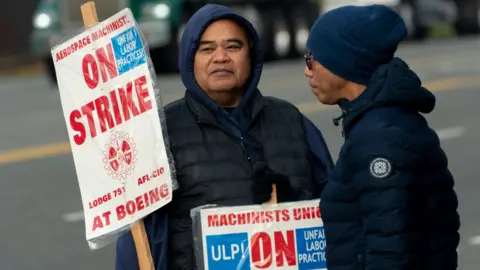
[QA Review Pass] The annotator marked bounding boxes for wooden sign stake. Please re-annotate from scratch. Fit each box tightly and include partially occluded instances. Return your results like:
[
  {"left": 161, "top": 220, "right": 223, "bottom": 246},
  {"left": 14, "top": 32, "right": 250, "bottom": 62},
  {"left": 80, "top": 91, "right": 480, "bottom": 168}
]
[
  {"left": 80, "top": 2, "right": 154, "bottom": 269},
  {"left": 264, "top": 184, "right": 277, "bottom": 204}
]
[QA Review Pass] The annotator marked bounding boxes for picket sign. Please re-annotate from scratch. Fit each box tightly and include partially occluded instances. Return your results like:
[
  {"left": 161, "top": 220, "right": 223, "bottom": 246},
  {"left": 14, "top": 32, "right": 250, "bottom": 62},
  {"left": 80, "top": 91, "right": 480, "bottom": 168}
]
[{"left": 80, "top": 2, "right": 154, "bottom": 269}]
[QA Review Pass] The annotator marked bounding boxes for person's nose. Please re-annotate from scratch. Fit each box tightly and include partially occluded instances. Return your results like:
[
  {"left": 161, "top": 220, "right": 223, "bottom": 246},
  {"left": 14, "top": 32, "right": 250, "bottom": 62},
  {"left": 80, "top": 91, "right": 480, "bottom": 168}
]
[
  {"left": 212, "top": 48, "right": 230, "bottom": 63},
  {"left": 304, "top": 65, "right": 313, "bottom": 78}
]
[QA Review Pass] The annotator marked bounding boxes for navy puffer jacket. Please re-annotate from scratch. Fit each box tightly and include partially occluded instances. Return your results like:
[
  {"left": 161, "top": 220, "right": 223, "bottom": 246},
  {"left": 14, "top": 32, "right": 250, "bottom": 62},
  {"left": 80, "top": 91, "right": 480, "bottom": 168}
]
[{"left": 320, "top": 58, "right": 460, "bottom": 270}]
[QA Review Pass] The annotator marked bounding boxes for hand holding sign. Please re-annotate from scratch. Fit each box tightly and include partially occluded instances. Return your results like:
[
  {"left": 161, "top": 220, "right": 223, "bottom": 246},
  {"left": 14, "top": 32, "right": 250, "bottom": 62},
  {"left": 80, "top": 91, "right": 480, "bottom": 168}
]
[
  {"left": 253, "top": 162, "right": 297, "bottom": 205},
  {"left": 50, "top": 2, "right": 178, "bottom": 268}
]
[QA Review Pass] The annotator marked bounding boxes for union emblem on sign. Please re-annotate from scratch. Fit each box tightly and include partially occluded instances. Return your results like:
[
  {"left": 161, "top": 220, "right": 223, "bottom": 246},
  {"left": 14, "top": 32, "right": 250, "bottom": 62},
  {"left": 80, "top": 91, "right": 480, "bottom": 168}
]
[{"left": 103, "top": 131, "right": 137, "bottom": 182}]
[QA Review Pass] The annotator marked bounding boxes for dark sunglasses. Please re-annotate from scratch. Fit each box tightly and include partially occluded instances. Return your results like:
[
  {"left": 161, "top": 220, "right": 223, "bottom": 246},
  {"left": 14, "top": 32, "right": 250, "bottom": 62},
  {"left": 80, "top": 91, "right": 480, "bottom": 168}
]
[{"left": 304, "top": 52, "right": 313, "bottom": 70}]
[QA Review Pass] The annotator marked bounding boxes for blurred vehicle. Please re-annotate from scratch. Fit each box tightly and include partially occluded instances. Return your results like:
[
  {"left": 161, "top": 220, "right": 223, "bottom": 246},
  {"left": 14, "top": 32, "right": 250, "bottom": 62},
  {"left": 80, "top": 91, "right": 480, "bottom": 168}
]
[
  {"left": 322, "top": 0, "right": 479, "bottom": 40},
  {"left": 30, "top": 0, "right": 321, "bottom": 84},
  {"left": 454, "top": 0, "right": 480, "bottom": 34}
]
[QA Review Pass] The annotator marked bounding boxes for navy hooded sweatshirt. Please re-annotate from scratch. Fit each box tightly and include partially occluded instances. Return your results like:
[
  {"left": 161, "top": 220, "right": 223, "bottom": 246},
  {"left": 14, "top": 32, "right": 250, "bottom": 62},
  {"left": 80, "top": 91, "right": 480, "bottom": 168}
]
[
  {"left": 320, "top": 57, "right": 460, "bottom": 270},
  {"left": 115, "top": 4, "right": 333, "bottom": 270}
]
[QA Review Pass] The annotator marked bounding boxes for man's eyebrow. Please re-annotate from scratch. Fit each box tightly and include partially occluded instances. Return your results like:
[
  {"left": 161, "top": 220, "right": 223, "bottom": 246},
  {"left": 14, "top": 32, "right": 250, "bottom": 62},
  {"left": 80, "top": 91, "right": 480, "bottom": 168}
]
[{"left": 226, "top": 38, "right": 244, "bottom": 46}]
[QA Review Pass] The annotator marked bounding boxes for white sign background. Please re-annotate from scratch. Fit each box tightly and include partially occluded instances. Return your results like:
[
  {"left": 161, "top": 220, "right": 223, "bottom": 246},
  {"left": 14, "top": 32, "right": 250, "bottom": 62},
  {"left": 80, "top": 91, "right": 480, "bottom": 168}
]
[
  {"left": 51, "top": 8, "right": 172, "bottom": 245},
  {"left": 198, "top": 199, "right": 327, "bottom": 270}
]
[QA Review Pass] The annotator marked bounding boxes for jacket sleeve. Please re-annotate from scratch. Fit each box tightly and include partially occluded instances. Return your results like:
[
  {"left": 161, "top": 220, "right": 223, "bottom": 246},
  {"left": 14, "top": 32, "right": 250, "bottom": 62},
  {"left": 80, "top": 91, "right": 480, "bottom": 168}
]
[
  {"left": 301, "top": 115, "right": 334, "bottom": 199},
  {"left": 348, "top": 139, "right": 420, "bottom": 270},
  {"left": 115, "top": 211, "right": 169, "bottom": 270}
]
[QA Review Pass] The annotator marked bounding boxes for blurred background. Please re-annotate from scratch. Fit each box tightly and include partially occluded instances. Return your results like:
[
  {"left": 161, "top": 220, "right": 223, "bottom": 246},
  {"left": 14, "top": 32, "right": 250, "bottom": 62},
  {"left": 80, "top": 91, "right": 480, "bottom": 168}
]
[{"left": 1, "top": 0, "right": 479, "bottom": 269}]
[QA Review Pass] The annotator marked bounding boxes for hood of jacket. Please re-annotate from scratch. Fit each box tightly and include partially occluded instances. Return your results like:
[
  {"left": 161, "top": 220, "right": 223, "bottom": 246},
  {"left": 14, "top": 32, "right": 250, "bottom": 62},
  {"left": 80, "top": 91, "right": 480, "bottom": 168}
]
[
  {"left": 338, "top": 57, "right": 436, "bottom": 131},
  {"left": 178, "top": 4, "right": 263, "bottom": 126}
]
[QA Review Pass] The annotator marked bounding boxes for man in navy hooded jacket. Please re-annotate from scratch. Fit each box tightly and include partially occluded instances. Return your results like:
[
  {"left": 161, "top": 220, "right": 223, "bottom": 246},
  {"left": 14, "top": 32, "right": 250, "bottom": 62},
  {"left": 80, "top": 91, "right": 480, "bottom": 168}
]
[
  {"left": 304, "top": 4, "right": 460, "bottom": 270},
  {"left": 115, "top": 3, "right": 333, "bottom": 270}
]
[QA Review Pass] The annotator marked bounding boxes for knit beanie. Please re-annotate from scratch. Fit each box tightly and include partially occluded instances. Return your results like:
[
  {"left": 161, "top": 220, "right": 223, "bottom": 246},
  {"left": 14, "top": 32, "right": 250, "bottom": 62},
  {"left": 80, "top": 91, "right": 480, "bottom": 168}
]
[{"left": 307, "top": 5, "right": 407, "bottom": 85}]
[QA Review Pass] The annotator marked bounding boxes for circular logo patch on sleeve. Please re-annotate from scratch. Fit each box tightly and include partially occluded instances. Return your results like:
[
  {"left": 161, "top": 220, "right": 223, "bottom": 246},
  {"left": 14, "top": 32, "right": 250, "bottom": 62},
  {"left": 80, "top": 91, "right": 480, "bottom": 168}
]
[{"left": 369, "top": 157, "right": 392, "bottom": 178}]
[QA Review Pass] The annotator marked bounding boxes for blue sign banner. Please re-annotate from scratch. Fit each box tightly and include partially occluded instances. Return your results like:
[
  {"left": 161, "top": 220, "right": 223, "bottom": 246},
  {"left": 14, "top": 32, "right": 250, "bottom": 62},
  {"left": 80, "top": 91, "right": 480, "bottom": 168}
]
[
  {"left": 111, "top": 26, "right": 146, "bottom": 75},
  {"left": 295, "top": 227, "right": 327, "bottom": 269},
  {"left": 204, "top": 227, "right": 326, "bottom": 269}
]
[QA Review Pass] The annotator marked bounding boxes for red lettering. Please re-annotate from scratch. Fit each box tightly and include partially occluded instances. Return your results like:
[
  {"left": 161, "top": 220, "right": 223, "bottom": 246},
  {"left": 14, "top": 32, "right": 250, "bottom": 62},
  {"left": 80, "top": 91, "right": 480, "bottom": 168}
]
[
  {"left": 148, "top": 188, "right": 159, "bottom": 204},
  {"left": 68, "top": 74, "right": 154, "bottom": 145},
  {"left": 135, "top": 75, "right": 152, "bottom": 113},
  {"left": 293, "top": 208, "right": 301, "bottom": 220},
  {"left": 292, "top": 207, "right": 320, "bottom": 221},
  {"left": 237, "top": 212, "right": 246, "bottom": 225},
  {"left": 143, "top": 193, "right": 150, "bottom": 207},
  {"left": 94, "top": 96, "right": 115, "bottom": 133},
  {"left": 219, "top": 214, "right": 227, "bottom": 226},
  {"left": 251, "top": 232, "right": 272, "bottom": 268},
  {"left": 160, "top": 184, "right": 169, "bottom": 198},
  {"left": 136, "top": 195, "right": 145, "bottom": 211},
  {"left": 109, "top": 90, "right": 122, "bottom": 125},
  {"left": 118, "top": 82, "right": 140, "bottom": 121},
  {"left": 252, "top": 212, "right": 260, "bottom": 223},
  {"left": 208, "top": 215, "right": 219, "bottom": 227},
  {"left": 274, "top": 230, "right": 296, "bottom": 266},
  {"left": 69, "top": 110, "right": 86, "bottom": 145},
  {"left": 275, "top": 209, "right": 282, "bottom": 222},
  {"left": 81, "top": 101, "right": 97, "bottom": 138},
  {"left": 126, "top": 200, "right": 136, "bottom": 215},
  {"left": 302, "top": 207, "right": 312, "bottom": 219},
  {"left": 264, "top": 211, "right": 273, "bottom": 223},
  {"left": 282, "top": 209, "right": 290, "bottom": 221},
  {"left": 115, "top": 185, "right": 170, "bottom": 220},
  {"left": 92, "top": 31, "right": 99, "bottom": 42},
  {"left": 82, "top": 54, "right": 99, "bottom": 89},
  {"left": 92, "top": 216, "right": 104, "bottom": 231},
  {"left": 96, "top": 44, "right": 118, "bottom": 83},
  {"left": 88, "top": 193, "right": 112, "bottom": 209},
  {"left": 117, "top": 17, "right": 124, "bottom": 27},
  {"left": 116, "top": 205, "right": 126, "bottom": 221},
  {"left": 315, "top": 206, "right": 321, "bottom": 219},
  {"left": 227, "top": 213, "right": 236, "bottom": 226},
  {"left": 259, "top": 211, "right": 265, "bottom": 223},
  {"left": 102, "top": 211, "right": 112, "bottom": 226}
]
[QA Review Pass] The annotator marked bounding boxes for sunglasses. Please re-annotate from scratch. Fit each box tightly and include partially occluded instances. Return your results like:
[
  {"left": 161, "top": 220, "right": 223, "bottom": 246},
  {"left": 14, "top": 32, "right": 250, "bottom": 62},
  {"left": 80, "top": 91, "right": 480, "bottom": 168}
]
[{"left": 304, "top": 52, "right": 313, "bottom": 70}]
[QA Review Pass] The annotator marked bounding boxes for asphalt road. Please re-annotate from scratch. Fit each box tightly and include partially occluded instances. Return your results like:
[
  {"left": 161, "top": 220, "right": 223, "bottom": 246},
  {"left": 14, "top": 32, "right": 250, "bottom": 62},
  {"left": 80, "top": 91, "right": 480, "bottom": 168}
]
[{"left": 1, "top": 36, "right": 480, "bottom": 269}]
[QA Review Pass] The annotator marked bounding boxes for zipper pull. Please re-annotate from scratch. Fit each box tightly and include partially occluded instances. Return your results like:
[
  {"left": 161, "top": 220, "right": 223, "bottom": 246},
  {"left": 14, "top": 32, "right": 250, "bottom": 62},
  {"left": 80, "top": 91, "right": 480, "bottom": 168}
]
[{"left": 332, "top": 109, "right": 347, "bottom": 126}]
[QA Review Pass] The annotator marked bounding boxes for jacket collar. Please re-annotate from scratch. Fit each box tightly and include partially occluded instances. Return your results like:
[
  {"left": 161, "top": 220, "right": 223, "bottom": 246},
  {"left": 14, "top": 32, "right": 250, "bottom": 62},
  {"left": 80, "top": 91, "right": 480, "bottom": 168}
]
[
  {"left": 184, "top": 90, "right": 268, "bottom": 131},
  {"left": 334, "top": 98, "right": 371, "bottom": 137}
]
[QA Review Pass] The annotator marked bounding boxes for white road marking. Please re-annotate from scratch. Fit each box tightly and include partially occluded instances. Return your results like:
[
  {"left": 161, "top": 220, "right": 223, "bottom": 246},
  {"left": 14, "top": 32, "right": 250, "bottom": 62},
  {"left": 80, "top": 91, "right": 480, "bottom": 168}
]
[
  {"left": 62, "top": 211, "right": 84, "bottom": 222},
  {"left": 468, "top": 235, "right": 480, "bottom": 246},
  {"left": 437, "top": 126, "right": 465, "bottom": 141}
]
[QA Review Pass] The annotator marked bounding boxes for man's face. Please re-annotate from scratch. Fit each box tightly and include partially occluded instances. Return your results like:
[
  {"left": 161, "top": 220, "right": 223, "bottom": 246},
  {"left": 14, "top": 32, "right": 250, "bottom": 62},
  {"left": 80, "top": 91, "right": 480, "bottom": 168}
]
[
  {"left": 194, "top": 19, "right": 251, "bottom": 95},
  {"left": 304, "top": 53, "right": 347, "bottom": 105}
]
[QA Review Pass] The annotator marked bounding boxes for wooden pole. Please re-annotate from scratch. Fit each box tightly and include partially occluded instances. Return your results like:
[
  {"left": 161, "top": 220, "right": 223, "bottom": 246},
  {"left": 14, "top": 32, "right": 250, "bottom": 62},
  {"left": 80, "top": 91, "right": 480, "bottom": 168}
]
[
  {"left": 80, "top": 2, "right": 154, "bottom": 269},
  {"left": 264, "top": 184, "right": 277, "bottom": 204}
]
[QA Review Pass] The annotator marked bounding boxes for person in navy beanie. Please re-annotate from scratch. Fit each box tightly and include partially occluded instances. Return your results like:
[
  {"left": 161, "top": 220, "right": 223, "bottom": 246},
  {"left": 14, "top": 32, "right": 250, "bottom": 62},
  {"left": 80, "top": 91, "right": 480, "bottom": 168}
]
[{"left": 304, "top": 4, "right": 460, "bottom": 270}]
